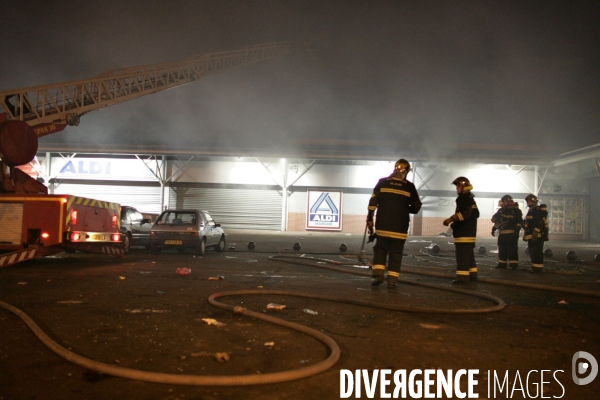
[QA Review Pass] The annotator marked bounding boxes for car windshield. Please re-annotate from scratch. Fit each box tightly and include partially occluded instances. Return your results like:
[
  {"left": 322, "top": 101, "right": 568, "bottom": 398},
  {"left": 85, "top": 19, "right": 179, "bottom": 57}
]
[{"left": 156, "top": 211, "right": 196, "bottom": 225}]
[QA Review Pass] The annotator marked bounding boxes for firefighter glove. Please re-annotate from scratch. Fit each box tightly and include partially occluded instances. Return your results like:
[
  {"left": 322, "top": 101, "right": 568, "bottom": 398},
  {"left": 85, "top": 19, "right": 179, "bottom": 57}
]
[{"left": 443, "top": 218, "right": 453, "bottom": 227}]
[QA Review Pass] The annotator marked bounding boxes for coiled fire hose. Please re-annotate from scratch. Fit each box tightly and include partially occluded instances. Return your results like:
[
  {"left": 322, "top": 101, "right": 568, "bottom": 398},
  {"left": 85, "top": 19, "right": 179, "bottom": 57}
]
[{"left": 1, "top": 253, "right": 512, "bottom": 386}]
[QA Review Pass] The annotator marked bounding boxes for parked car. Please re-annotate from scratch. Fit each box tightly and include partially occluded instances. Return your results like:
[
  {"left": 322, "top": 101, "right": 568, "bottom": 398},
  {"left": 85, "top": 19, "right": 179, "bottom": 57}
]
[
  {"left": 120, "top": 205, "right": 152, "bottom": 253},
  {"left": 149, "top": 209, "right": 226, "bottom": 256}
]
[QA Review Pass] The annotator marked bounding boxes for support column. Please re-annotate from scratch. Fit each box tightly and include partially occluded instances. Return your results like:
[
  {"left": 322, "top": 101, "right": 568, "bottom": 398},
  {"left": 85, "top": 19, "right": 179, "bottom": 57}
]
[{"left": 281, "top": 158, "right": 288, "bottom": 232}]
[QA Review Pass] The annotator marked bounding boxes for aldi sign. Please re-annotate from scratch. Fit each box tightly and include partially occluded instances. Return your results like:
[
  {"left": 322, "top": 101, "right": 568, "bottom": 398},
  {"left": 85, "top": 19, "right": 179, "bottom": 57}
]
[{"left": 306, "top": 190, "right": 342, "bottom": 231}]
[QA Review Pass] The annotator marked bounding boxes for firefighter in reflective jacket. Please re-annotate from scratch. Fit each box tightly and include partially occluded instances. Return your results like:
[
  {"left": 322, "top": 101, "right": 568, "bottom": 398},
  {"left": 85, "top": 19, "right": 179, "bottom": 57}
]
[
  {"left": 367, "top": 159, "right": 422, "bottom": 289},
  {"left": 523, "top": 194, "right": 548, "bottom": 273},
  {"left": 491, "top": 195, "right": 523, "bottom": 270},
  {"left": 443, "top": 177, "right": 479, "bottom": 284}
]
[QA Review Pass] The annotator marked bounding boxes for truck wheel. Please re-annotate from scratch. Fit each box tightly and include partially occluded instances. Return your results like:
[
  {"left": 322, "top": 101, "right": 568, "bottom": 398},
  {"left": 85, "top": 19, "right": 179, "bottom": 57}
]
[
  {"left": 215, "top": 235, "right": 226, "bottom": 252},
  {"left": 196, "top": 238, "right": 206, "bottom": 257},
  {"left": 150, "top": 244, "right": 161, "bottom": 255},
  {"left": 123, "top": 234, "right": 131, "bottom": 254}
]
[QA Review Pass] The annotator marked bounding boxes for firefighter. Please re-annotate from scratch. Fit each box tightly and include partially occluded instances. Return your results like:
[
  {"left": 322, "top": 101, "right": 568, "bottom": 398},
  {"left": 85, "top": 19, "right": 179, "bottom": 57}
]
[
  {"left": 491, "top": 195, "right": 523, "bottom": 270},
  {"left": 523, "top": 194, "right": 549, "bottom": 273},
  {"left": 367, "top": 159, "right": 422, "bottom": 289},
  {"left": 443, "top": 176, "right": 479, "bottom": 284}
]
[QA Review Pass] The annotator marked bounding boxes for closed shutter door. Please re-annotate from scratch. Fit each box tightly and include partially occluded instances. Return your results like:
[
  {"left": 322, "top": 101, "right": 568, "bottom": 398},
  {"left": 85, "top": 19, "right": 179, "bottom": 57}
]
[
  {"left": 54, "top": 184, "right": 162, "bottom": 214},
  {"left": 168, "top": 187, "right": 282, "bottom": 230},
  {"left": 589, "top": 178, "right": 600, "bottom": 242},
  {"left": 0, "top": 203, "right": 24, "bottom": 244}
]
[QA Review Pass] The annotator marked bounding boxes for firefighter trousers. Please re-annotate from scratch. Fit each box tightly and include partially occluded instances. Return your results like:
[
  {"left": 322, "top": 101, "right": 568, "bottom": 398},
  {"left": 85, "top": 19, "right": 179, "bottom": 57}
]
[
  {"left": 528, "top": 239, "right": 544, "bottom": 272},
  {"left": 498, "top": 234, "right": 519, "bottom": 269},
  {"left": 454, "top": 243, "right": 477, "bottom": 282},
  {"left": 372, "top": 236, "right": 405, "bottom": 283}
]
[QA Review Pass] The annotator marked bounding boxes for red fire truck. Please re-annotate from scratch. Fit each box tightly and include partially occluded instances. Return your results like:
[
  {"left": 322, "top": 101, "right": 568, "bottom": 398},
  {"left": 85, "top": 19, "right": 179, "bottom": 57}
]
[
  {"left": 0, "top": 194, "right": 122, "bottom": 266},
  {"left": 0, "top": 42, "right": 301, "bottom": 267}
]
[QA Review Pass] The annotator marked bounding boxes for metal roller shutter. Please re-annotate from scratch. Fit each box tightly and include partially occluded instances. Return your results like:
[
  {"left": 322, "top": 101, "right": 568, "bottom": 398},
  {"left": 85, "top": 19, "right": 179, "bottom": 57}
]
[
  {"left": 53, "top": 183, "right": 163, "bottom": 214},
  {"left": 0, "top": 203, "right": 24, "bottom": 244},
  {"left": 168, "top": 187, "right": 282, "bottom": 230},
  {"left": 589, "top": 177, "right": 600, "bottom": 242}
]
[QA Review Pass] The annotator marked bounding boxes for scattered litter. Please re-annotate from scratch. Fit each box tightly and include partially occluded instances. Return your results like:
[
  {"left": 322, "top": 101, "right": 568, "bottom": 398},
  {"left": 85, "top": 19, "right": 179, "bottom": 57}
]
[
  {"left": 558, "top": 300, "right": 568, "bottom": 305},
  {"left": 264, "top": 342, "right": 275, "bottom": 347},
  {"left": 119, "top": 276, "right": 126, "bottom": 280},
  {"left": 419, "top": 323, "right": 441, "bottom": 330},
  {"left": 125, "top": 309, "right": 169, "bottom": 313},
  {"left": 209, "top": 276, "right": 225, "bottom": 280},
  {"left": 214, "top": 352, "right": 230, "bottom": 362},
  {"left": 175, "top": 268, "right": 192, "bottom": 275},
  {"left": 140, "top": 271, "right": 153, "bottom": 274},
  {"left": 156, "top": 290, "right": 166, "bottom": 294},
  {"left": 303, "top": 309, "right": 318, "bottom": 315},
  {"left": 225, "top": 256, "right": 237, "bottom": 259},
  {"left": 267, "top": 303, "right": 286, "bottom": 310},
  {"left": 202, "top": 318, "right": 226, "bottom": 326},
  {"left": 245, "top": 259, "right": 258, "bottom": 263},
  {"left": 17, "top": 282, "right": 27, "bottom": 285},
  {"left": 300, "top": 359, "right": 310, "bottom": 363},
  {"left": 228, "top": 246, "right": 236, "bottom": 250},
  {"left": 57, "top": 300, "right": 83, "bottom": 304}
]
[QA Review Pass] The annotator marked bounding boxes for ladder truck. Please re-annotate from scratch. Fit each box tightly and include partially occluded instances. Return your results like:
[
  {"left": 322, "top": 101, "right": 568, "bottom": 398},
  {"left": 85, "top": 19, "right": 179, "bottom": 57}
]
[{"left": 0, "top": 41, "right": 301, "bottom": 267}]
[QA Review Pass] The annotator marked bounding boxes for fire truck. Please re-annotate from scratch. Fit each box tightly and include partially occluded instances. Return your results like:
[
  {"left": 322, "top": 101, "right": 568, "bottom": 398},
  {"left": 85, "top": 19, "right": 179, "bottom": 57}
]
[{"left": 0, "top": 41, "right": 302, "bottom": 267}]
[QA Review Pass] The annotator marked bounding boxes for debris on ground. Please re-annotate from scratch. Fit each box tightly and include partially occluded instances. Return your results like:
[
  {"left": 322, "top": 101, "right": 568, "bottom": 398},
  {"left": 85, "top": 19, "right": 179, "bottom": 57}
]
[
  {"left": 267, "top": 303, "right": 286, "bottom": 310},
  {"left": 209, "top": 276, "right": 225, "bottom": 280},
  {"left": 175, "top": 268, "right": 192, "bottom": 275},
  {"left": 303, "top": 309, "right": 318, "bottom": 315},
  {"left": 202, "top": 318, "right": 226, "bottom": 326}
]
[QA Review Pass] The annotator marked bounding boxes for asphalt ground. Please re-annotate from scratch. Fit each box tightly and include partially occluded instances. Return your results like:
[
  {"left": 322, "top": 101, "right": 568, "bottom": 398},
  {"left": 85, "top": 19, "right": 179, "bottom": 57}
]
[{"left": 1, "top": 230, "right": 599, "bottom": 400}]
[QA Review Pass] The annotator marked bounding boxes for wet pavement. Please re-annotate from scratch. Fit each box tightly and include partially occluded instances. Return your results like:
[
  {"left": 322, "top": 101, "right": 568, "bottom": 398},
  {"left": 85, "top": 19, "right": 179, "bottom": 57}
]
[{"left": 1, "top": 230, "right": 599, "bottom": 399}]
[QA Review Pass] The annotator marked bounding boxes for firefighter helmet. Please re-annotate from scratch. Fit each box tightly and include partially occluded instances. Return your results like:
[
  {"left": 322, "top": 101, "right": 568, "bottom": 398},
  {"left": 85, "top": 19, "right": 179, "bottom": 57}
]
[
  {"left": 452, "top": 176, "right": 470, "bottom": 186},
  {"left": 394, "top": 159, "right": 411, "bottom": 174},
  {"left": 452, "top": 176, "right": 472, "bottom": 192},
  {"left": 501, "top": 195, "right": 513, "bottom": 202},
  {"left": 525, "top": 194, "right": 538, "bottom": 205}
]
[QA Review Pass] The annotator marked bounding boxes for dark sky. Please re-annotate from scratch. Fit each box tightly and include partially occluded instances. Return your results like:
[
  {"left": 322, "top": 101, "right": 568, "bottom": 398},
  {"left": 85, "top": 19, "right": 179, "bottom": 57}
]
[{"left": 2, "top": 0, "right": 599, "bottom": 159}]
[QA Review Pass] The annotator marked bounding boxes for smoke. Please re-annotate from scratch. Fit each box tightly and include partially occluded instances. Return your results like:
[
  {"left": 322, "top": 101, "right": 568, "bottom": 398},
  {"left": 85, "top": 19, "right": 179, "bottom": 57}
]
[{"left": 1, "top": 1, "right": 598, "bottom": 159}]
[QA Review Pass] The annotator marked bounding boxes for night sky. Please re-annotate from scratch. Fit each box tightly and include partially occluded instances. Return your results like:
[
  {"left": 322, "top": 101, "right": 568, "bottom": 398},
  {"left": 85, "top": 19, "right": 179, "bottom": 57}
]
[{"left": 2, "top": 1, "right": 599, "bottom": 159}]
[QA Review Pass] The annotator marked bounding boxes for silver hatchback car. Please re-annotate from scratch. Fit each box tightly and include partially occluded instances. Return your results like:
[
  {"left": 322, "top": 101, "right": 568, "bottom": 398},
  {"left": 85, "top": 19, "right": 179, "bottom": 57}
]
[{"left": 149, "top": 209, "right": 226, "bottom": 256}]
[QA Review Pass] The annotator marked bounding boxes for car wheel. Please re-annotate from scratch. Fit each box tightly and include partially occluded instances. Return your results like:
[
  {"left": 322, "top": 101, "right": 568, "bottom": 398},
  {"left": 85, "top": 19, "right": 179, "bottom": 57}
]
[
  {"left": 123, "top": 233, "right": 131, "bottom": 254},
  {"left": 150, "top": 244, "right": 161, "bottom": 255},
  {"left": 196, "top": 238, "right": 206, "bottom": 257},
  {"left": 215, "top": 235, "right": 226, "bottom": 252}
]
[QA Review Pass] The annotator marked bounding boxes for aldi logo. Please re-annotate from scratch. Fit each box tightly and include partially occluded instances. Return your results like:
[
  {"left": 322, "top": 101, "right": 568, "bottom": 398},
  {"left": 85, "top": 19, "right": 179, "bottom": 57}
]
[{"left": 306, "top": 190, "right": 342, "bottom": 231}]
